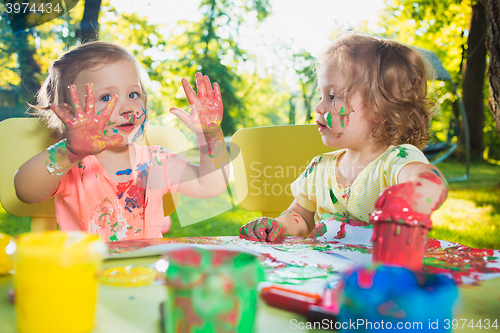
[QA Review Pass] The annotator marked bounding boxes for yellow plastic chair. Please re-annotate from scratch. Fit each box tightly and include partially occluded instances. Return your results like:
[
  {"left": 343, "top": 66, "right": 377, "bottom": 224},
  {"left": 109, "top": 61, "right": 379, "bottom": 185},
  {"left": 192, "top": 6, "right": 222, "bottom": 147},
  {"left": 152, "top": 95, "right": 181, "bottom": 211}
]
[
  {"left": 230, "top": 124, "right": 333, "bottom": 218},
  {"left": 0, "top": 117, "right": 187, "bottom": 232}
]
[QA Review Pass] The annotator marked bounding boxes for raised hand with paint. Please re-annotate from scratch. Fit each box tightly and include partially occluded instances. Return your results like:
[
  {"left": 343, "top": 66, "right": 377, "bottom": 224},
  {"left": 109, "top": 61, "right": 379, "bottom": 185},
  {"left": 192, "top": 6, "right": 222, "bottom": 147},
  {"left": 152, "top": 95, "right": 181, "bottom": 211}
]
[
  {"left": 15, "top": 41, "right": 229, "bottom": 242},
  {"left": 49, "top": 83, "right": 123, "bottom": 162},
  {"left": 240, "top": 32, "right": 448, "bottom": 245},
  {"left": 169, "top": 72, "right": 229, "bottom": 174}
]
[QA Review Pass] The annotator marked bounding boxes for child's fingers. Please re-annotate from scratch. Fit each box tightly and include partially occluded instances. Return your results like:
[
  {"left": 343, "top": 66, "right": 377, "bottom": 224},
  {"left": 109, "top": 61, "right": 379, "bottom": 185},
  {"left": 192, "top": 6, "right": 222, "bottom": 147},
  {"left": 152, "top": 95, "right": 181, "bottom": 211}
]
[
  {"left": 195, "top": 72, "right": 206, "bottom": 97},
  {"left": 97, "top": 94, "right": 118, "bottom": 123},
  {"left": 213, "top": 82, "right": 222, "bottom": 103},
  {"left": 309, "top": 222, "right": 327, "bottom": 238},
  {"left": 239, "top": 222, "right": 258, "bottom": 240},
  {"left": 267, "top": 224, "right": 286, "bottom": 242},
  {"left": 181, "top": 78, "right": 198, "bottom": 105},
  {"left": 203, "top": 75, "right": 214, "bottom": 98},
  {"left": 169, "top": 107, "right": 191, "bottom": 124},
  {"left": 68, "top": 85, "right": 83, "bottom": 117},
  {"left": 254, "top": 218, "right": 274, "bottom": 240},
  {"left": 50, "top": 103, "right": 73, "bottom": 125},
  {"left": 84, "top": 83, "right": 95, "bottom": 114}
]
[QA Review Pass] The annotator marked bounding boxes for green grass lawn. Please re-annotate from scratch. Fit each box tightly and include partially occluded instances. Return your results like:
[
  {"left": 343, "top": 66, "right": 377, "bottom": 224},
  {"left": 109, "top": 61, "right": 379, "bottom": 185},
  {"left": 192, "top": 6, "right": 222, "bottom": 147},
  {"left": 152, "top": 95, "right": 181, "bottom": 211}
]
[
  {"left": 429, "top": 160, "right": 500, "bottom": 249},
  {"left": 1, "top": 160, "right": 499, "bottom": 249}
]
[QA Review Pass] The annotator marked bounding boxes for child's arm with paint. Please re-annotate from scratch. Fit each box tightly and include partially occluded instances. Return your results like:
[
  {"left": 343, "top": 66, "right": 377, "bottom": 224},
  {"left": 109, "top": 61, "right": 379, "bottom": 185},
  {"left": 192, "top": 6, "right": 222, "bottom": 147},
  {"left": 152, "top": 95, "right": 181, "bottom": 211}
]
[
  {"left": 370, "top": 162, "right": 448, "bottom": 226},
  {"left": 240, "top": 200, "right": 323, "bottom": 242},
  {"left": 169, "top": 73, "right": 230, "bottom": 199},
  {"left": 14, "top": 84, "right": 122, "bottom": 204}
]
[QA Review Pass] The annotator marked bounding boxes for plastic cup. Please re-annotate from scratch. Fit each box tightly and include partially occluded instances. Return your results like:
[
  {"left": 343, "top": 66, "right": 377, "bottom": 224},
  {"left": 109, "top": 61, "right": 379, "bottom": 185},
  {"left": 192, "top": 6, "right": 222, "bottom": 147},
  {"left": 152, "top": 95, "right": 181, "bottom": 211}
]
[
  {"left": 339, "top": 266, "right": 459, "bottom": 333},
  {"left": 11, "top": 231, "right": 107, "bottom": 333},
  {"left": 371, "top": 222, "right": 429, "bottom": 271},
  {"left": 162, "top": 247, "right": 263, "bottom": 333}
]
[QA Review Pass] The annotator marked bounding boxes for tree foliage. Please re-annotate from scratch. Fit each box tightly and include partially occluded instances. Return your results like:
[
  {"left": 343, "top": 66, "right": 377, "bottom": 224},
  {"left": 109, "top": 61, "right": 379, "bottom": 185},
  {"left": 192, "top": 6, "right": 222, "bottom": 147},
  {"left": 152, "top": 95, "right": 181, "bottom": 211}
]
[
  {"left": 292, "top": 50, "right": 317, "bottom": 124},
  {"left": 380, "top": 0, "right": 471, "bottom": 81},
  {"left": 484, "top": 0, "right": 500, "bottom": 155},
  {"left": 98, "top": 0, "right": 278, "bottom": 135},
  {"left": 0, "top": 0, "right": 295, "bottom": 134},
  {"left": 379, "top": 0, "right": 499, "bottom": 159},
  {"left": 0, "top": 1, "right": 84, "bottom": 120}
]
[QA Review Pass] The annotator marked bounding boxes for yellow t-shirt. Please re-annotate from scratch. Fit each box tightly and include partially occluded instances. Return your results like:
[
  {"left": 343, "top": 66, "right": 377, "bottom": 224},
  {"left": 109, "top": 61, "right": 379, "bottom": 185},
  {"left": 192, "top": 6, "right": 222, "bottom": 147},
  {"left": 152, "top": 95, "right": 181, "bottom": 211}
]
[{"left": 291, "top": 144, "right": 429, "bottom": 224}]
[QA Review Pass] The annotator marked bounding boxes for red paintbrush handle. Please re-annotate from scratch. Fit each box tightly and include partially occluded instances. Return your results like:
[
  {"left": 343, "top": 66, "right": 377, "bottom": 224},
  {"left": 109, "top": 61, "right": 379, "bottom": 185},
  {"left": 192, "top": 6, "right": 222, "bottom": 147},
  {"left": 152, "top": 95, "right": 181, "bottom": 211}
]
[{"left": 260, "top": 286, "right": 321, "bottom": 315}]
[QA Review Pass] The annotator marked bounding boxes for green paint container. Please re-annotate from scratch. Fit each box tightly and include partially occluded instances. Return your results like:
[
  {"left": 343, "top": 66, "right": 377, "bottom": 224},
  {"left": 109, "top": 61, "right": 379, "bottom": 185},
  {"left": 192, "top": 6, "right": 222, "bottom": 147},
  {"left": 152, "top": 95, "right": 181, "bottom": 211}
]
[{"left": 162, "top": 247, "right": 263, "bottom": 333}]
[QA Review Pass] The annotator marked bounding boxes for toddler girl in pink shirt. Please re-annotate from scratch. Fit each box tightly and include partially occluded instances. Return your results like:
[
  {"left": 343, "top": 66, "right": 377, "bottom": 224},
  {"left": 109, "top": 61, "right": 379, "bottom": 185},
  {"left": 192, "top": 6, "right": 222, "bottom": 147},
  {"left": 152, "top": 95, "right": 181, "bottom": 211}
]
[{"left": 15, "top": 41, "right": 229, "bottom": 241}]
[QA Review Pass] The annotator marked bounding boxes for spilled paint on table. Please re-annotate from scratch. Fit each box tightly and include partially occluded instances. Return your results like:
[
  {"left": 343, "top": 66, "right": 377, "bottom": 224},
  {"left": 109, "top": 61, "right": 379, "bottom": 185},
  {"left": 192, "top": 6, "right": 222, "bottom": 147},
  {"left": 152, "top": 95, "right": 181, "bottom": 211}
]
[{"left": 106, "top": 236, "right": 500, "bottom": 285}]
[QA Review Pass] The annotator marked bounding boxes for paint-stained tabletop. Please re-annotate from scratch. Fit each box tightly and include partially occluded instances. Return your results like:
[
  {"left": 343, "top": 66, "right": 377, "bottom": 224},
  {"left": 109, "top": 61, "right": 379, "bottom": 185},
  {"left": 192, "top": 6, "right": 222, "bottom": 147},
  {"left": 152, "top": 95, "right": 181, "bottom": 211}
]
[{"left": 1, "top": 234, "right": 500, "bottom": 333}]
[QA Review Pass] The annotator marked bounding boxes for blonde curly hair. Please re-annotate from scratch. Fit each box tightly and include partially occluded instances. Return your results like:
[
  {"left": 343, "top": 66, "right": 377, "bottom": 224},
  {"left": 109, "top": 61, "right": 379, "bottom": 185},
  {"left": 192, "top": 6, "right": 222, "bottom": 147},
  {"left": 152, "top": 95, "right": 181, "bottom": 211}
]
[
  {"left": 317, "top": 32, "right": 433, "bottom": 149},
  {"left": 30, "top": 41, "right": 148, "bottom": 140}
]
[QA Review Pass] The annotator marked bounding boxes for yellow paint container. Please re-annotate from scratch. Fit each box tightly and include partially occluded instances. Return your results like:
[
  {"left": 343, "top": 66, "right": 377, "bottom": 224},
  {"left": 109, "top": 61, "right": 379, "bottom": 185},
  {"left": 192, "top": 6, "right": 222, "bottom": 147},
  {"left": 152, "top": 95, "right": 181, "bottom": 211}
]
[{"left": 11, "top": 231, "right": 107, "bottom": 333}]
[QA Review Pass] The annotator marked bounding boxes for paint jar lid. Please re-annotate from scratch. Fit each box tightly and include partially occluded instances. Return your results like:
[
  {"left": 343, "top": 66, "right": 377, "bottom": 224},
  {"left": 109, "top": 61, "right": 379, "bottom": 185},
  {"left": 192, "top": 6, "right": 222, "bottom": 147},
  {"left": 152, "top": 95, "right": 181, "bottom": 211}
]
[{"left": 99, "top": 265, "right": 157, "bottom": 287}]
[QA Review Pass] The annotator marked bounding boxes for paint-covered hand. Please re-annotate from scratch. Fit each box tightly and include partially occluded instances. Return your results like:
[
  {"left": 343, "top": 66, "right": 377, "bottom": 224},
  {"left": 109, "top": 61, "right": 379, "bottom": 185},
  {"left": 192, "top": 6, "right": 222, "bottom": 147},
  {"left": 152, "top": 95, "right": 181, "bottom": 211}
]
[
  {"left": 308, "top": 221, "right": 327, "bottom": 238},
  {"left": 170, "top": 72, "right": 223, "bottom": 141},
  {"left": 370, "top": 182, "right": 432, "bottom": 229},
  {"left": 50, "top": 83, "right": 123, "bottom": 159},
  {"left": 239, "top": 217, "right": 286, "bottom": 243}
]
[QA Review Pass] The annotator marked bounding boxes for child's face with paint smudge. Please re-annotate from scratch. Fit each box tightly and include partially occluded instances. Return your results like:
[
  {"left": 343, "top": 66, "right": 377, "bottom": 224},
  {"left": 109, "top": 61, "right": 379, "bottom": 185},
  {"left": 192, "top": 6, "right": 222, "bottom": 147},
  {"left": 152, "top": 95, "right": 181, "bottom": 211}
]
[
  {"left": 73, "top": 60, "right": 145, "bottom": 147},
  {"left": 314, "top": 63, "right": 376, "bottom": 150}
]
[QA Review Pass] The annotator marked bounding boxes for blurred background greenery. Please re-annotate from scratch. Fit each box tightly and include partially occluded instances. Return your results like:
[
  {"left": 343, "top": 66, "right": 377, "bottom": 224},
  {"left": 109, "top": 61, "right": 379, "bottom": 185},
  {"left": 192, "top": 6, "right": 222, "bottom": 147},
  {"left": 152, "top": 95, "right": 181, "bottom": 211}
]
[{"left": 0, "top": 0, "right": 499, "bottom": 248}]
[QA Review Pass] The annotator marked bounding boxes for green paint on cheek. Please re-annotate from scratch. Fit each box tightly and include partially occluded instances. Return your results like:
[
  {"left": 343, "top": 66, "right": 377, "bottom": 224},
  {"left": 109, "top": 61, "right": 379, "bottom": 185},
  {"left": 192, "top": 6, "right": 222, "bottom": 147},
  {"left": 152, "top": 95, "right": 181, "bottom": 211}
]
[
  {"left": 339, "top": 107, "right": 347, "bottom": 129},
  {"left": 103, "top": 130, "right": 107, "bottom": 136},
  {"left": 326, "top": 113, "right": 332, "bottom": 128}
]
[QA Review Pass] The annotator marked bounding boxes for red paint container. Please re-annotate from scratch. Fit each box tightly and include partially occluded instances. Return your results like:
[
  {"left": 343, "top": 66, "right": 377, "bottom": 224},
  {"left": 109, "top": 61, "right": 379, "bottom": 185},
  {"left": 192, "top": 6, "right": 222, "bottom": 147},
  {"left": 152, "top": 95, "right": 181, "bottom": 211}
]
[{"left": 371, "top": 222, "right": 429, "bottom": 271}]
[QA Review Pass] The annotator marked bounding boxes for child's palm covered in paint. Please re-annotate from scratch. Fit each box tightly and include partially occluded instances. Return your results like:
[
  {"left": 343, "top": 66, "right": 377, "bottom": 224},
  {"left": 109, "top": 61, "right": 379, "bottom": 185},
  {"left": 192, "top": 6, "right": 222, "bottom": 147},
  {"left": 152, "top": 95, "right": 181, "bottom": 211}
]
[
  {"left": 170, "top": 72, "right": 223, "bottom": 141},
  {"left": 50, "top": 83, "right": 123, "bottom": 159}
]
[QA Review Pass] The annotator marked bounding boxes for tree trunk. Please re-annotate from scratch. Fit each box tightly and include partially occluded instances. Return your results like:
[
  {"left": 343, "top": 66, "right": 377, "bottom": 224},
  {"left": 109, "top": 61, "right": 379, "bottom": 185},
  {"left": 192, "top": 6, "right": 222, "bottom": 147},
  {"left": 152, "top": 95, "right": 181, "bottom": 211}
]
[
  {"left": 13, "top": 31, "right": 41, "bottom": 105},
  {"left": 78, "top": 0, "right": 102, "bottom": 43},
  {"left": 462, "top": 2, "right": 488, "bottom": 159},
  {"left": 484, "top": 0, "right": 500, "bottom": 142},
  {"left": 304, "top": 81, "right": 318, "bottom": 123}
]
